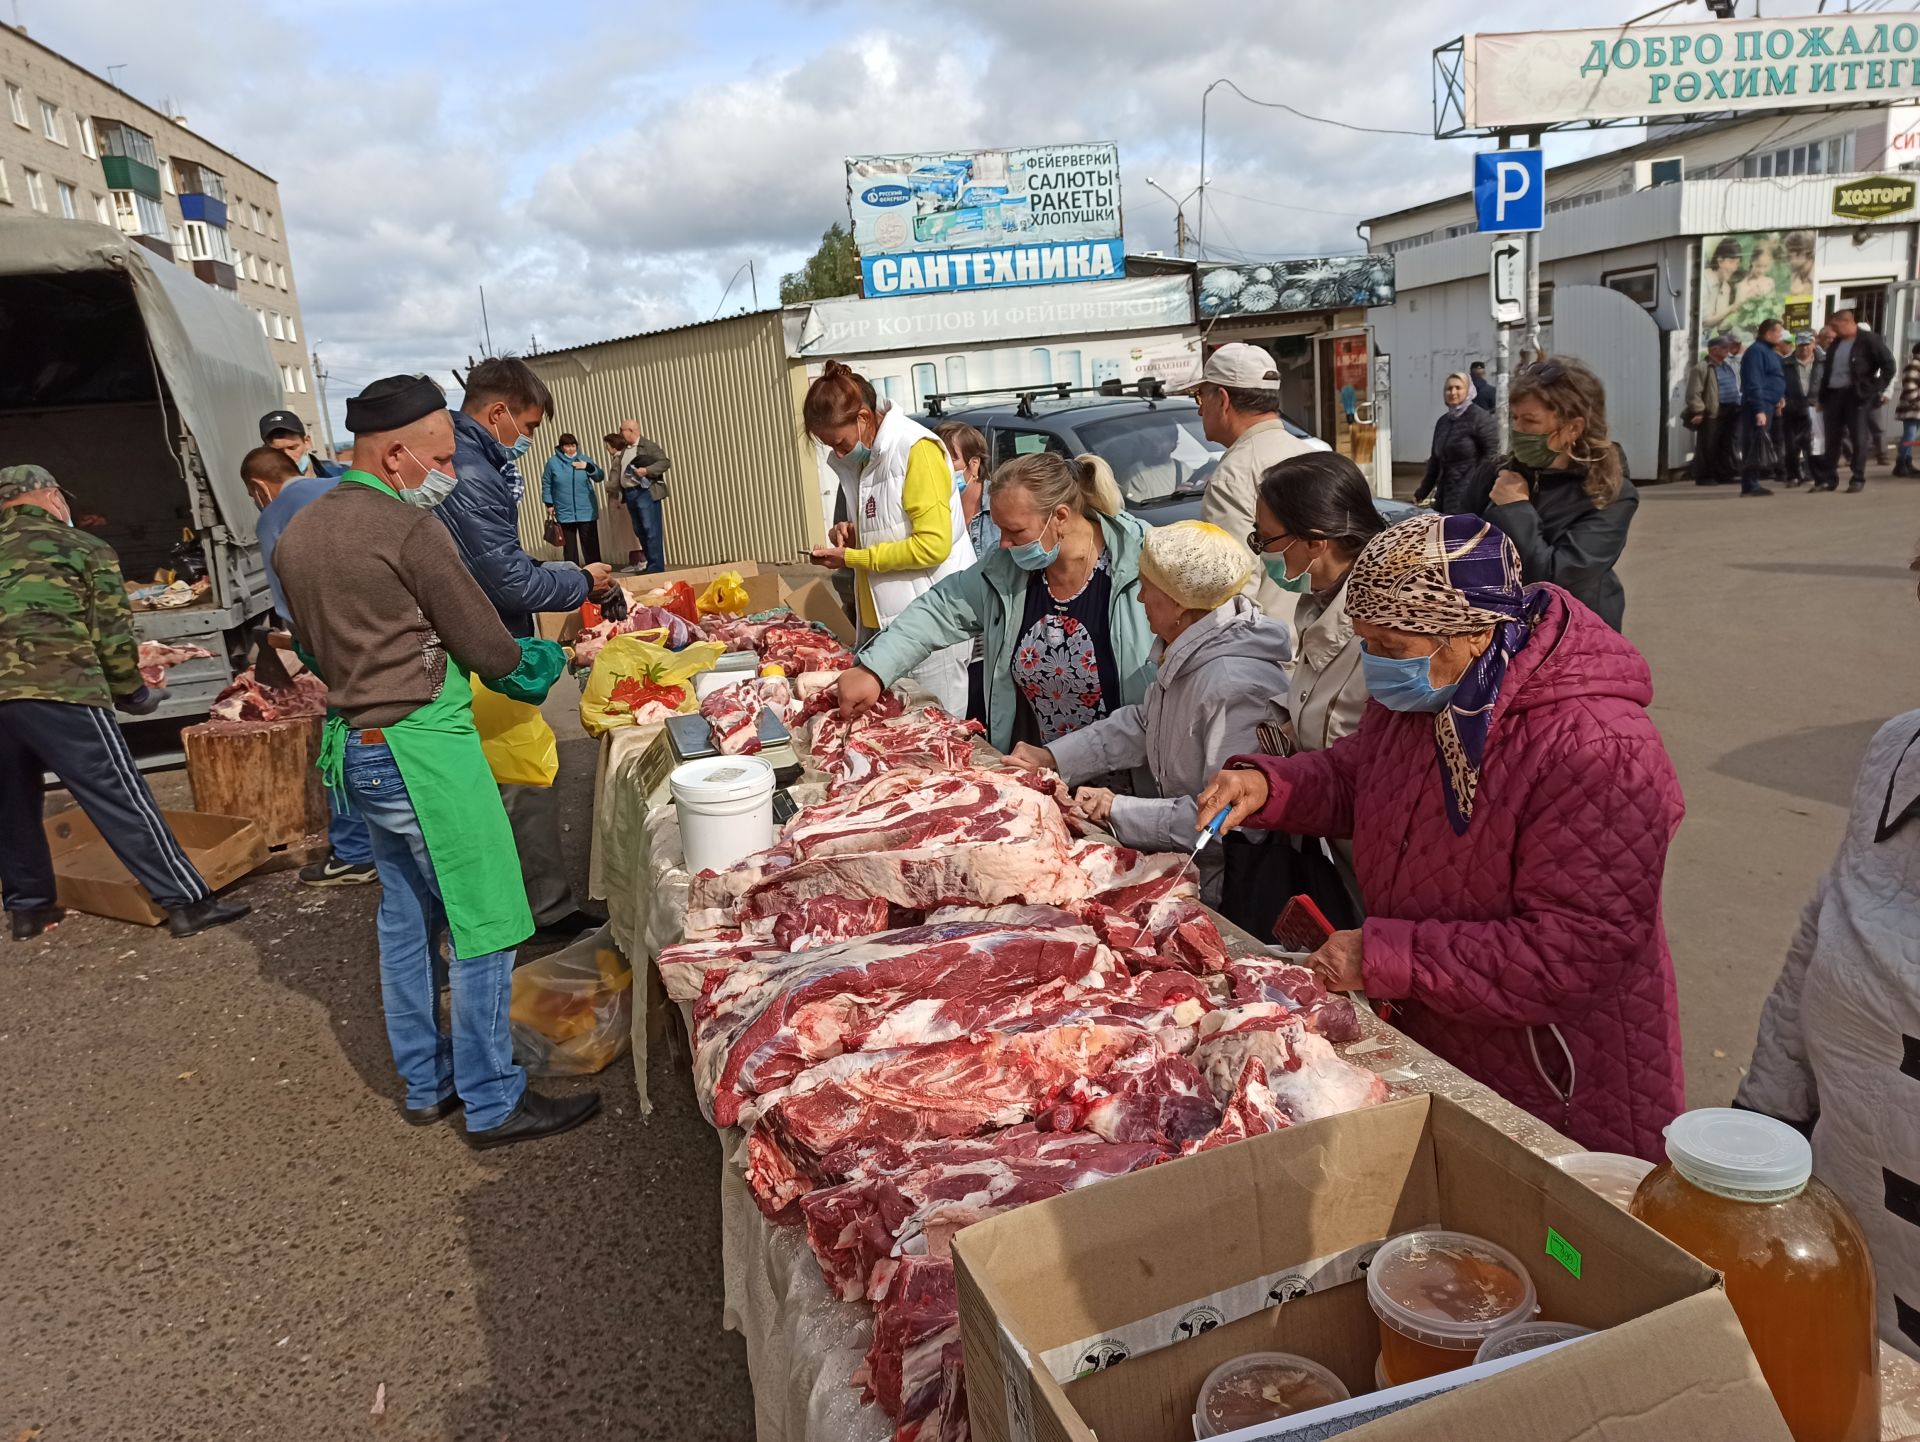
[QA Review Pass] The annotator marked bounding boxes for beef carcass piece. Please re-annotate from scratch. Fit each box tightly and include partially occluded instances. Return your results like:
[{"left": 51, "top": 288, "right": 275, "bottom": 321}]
[
  {"left": 1187, "top": 1057, "right": 1291, "bottom": 1154},
  {"left": 742, "top": 1021, "right": 1156, "bottom": 1215},
  {"left": 1224, "top": 956, "right": 1362, "bottom": 1043},
  {"left": 208, "top": 667, "right": 329, "bottom": 722},
  {"left": 813, "top": 705, "right": 985, "bottom": 782},
  {"left": 692, "top": 919, "right": 1125, "bottom": 1125},
  {"left": 1192, "top": 1004, "right": 1389, "bottom": 1123},
  {"left": 862, "top": 1254, "right": 958, "bottom": 1433},
  {"left": 654, "top": 935, "right": 766, "bottom": 1003},
  {"left": 136, "top": 640, "right": 213, "bottom": 687},
  {"left": 1066, "top": 842, "right": 1232, "bottom": 973},
  {"left": 769, "top": 895, "right": 895, "bottom": 952},
  {"left": 1043, "top": 1047, "right": 1221, "bottom": 1149},
  {"left": 699, "top": 678, "right": 765, "bottom": 755},
  {"left": 759, "top": 619, "right": 854, "bottom": 676}
]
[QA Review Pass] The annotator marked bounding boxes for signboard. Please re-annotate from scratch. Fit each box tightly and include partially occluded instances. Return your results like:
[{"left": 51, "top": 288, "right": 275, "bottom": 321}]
[
  {"left": 1473, "top": 150, "right": 1544, "bottom": 232},
  {"left": 1832, "top": 174, "right": 1917, "bottom": 221},
  {"left": 1195, "top": 256, "right": 1394, "bottom": 319},
  {"left": 785, "top": 276, "right": 1193, "bottom": 359},
  {"left": 1464, "top": 15, "right": 1920, "bottom": 129},
  {"left": 846, "top": 143, "right": 1123, "bottom": 297},
  {"left": 1698, "top": 230, "right": 1816, "bottom": 351},
  {"left": 1490, "top": 238, "right": 1524, "bottom": 325}
]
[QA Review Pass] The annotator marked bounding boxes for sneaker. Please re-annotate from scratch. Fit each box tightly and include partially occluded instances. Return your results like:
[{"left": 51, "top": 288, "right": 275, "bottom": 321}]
[{"left": 299, "top": 855, "right": 377, "bottom": 887}]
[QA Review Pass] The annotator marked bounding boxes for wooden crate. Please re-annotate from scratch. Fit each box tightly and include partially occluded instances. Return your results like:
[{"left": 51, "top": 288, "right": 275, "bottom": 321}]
[{"left": 182, "top": 715, "right": 329, "bottom": 850}]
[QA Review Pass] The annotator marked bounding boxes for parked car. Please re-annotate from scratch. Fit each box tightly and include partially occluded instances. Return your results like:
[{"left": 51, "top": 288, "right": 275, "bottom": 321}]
[{"left": 918, "top": 392, "right": 1408, "bottom": 528}]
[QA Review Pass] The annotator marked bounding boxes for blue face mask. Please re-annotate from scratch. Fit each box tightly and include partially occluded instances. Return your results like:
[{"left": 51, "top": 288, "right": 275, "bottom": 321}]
[
  {"left": 398, "top": 448, "right": 460, "bottom": 509},
  {"left": 1360, "top": 643, "right": 1458, "bottom": 712},
  {"left": 847, "top": 442, "right": 872, "bottom": 470},
  {"left": 952, "top": 466, "right": 968, "bottom": 496},
  {"left": 1007, "top": 516, "right": 1060, "bottom": 572},
  {"left": 493, "top": 412, "right": 533, "bottom": 460},
  {"left": 293, "top": 451, "right": 312, "bottom": 475}
]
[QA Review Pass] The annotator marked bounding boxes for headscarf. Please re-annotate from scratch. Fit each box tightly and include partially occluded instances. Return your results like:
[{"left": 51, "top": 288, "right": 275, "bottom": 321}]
[
  {"left": 1346, "top": 512, "right": 1549, "bottom": 834},
  {"left": 1444, "top": 372, "right": 1475, "bottom": 419}
]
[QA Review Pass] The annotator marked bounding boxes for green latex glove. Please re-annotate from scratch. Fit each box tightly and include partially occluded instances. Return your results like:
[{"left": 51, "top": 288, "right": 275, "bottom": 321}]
[{"left": 490, "top": 636, "right": 567, "bottom": 705}]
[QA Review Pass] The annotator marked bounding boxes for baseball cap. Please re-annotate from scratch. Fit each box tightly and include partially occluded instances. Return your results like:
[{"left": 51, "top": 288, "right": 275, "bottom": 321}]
[
  {"left": 259, "top": 409, "right": 306, "bottom": 441},
  {"left": 1794, "top": 330, "right": 1815, "bottom": 344},
  {"left": 0, "top": 463, "right": 67, "bottom": 502},
  {"left": 1175, "top": 342, "right": 1280, "bottom": 395},
  {"left": 1707, "top": 334, "right": 1732, "bottom": 350}
]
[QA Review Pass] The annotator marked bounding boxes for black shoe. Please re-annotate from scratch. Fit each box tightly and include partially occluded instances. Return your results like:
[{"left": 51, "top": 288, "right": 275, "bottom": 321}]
[
  {"left": 465, "top": 1089, "right": 601, "bottom": 1150},
  {"left": 531, "top": 908, "right": 606, "bottom": 942},
  {"left": 1741, "top": 485, "right": 1774, "bottom": 497},
  {"left": 10, "top": 906, "right": 64, "bottom": 940},
  {"left": 403, "top": 1094, "right": 462, "bottom": 1126},
  {"left": 165, "top": 896, "right": 251, "bottom": 938},
  {"left": 1848, "top": 480, "right": 1866, "bottom": 493},
  {"left": 299, "top": 855, "right": 377, "bottom": 887}
]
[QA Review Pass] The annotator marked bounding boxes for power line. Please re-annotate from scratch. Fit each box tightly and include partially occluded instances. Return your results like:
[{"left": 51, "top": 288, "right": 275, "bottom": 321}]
[{"left": 1205, "top": 78, "right": 1428, "bottom": 138}]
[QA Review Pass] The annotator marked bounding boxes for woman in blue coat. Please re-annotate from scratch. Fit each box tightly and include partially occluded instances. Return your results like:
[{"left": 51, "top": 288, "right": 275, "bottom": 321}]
[{"left": 540, "top": 434, "right": 605, "bottom": 565}]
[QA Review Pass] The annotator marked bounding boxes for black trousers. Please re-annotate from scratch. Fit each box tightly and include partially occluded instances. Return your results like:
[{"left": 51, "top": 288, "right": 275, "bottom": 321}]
[
  {"left": 559, "top": 521, "right": 601, "bottom": 566},
  {"left": 1821, "top": 391, "right": 1871, "bottom": 487},
  {"left": 0, "top": 698, "right": 209, "bottom": 912},
  {"left": 1780, "top": 407, "right": 1813, "bottom": 481}
]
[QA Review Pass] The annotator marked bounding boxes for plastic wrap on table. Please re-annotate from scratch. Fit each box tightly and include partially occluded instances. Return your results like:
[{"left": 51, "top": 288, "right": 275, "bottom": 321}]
[{"left": 508, "top": 924, "right": 632, "bottom": 1075}]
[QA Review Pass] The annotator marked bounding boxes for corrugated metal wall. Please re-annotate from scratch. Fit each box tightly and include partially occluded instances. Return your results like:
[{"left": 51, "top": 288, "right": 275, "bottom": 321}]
[{"left": 514, "top": 310, "right": 822, "bottom": 567}]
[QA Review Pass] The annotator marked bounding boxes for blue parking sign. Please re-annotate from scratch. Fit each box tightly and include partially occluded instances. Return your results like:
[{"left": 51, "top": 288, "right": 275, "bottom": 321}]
[{"left": 1474, "top": 150, "right": 1544, "bottom": 233}]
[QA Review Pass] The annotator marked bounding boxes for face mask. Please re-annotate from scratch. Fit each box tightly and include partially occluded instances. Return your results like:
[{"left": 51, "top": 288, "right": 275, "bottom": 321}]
[
  {"left": 847, "top": 442, "right": 872, "bottom": 470},
  {"left": 1360, "top": 644, "right": 1459, "bottom": 713},
  {"left": 1509, "top": 430, "right": 1558, "bottom": 469},
  {"left": 952, "top": 467, "right": 968, "bottom": 496},
  {"left": 1008, "top": 516, "right": 1060, "bottom": 572},
  {"left": 493, "top": 411, "right": 532, "bottom": 460},
  {"left": 293, "top": 451, "right": 311, "bottom": 475},
  {"left": 1261, "top": 540, "right": 1314, "bottom": 594},
  {"left": 398, "top": 447, "right": 459, "bottom": 509}
]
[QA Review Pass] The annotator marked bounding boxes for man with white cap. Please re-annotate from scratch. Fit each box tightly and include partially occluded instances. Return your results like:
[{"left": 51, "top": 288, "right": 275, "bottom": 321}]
[
  {"left": 1181, "top": 343, "right": 1312, "bottom": 622},
  {"left": 1007, "top": 520, "right": 1291, "bottom": 905}
]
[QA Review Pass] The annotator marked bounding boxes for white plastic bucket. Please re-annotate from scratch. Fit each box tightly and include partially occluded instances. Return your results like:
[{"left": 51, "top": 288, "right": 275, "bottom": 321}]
[{"left": 670, "top": 755, "right": 776, "bottom": 874}]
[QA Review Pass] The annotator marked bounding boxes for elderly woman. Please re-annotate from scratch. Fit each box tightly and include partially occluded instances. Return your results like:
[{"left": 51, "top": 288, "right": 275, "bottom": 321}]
[
  {"left": 1004, "top": 521, "right": 1290, "bottom": 905},
  {"left": 1414, "top": 372, "right": 1498, "bottom": 513},
  {"left": 1198, "top": 512, "right": 1687, "bottom": 1158}
]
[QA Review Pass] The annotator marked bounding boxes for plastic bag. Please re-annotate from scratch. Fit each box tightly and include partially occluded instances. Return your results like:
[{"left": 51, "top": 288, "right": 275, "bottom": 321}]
[
  {"left": 509, "top": 925, "right": 632, "bottom": 1075},
  {"left": 697, "top": 570, "right": 751, "bottom": 617},
  {"left": 471, "top": 673, "right": 558, "bottom": 786},
  {"left": 656, "top": 580, "right": 698, "bottom": 624},
  {"left": 578, "top": 633, "right": 724, "bottom": 736}
]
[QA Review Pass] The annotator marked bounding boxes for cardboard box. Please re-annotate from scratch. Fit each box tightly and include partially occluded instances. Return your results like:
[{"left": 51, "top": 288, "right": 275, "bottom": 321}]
[
  {"left": 953, "top": 1094, "right": 1791, "bottom": 1442},
  {"left": 44, "top": 808, "right": 267, "bottom": 926},
  {"left": 535, "top": 561, "right": 856, "bottom": 648}
]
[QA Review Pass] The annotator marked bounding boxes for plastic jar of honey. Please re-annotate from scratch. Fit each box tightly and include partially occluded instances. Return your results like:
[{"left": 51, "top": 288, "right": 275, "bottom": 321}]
[
  {"left": 1192, "top": 1352, "right": 1349, "bottom": 1435},
  {"left": 1629, "top": 1109, "right": 1879, "bottom": 1442},
  {"left": 1367, "top": 1230, "right": 1538, "bottom": 1385}
]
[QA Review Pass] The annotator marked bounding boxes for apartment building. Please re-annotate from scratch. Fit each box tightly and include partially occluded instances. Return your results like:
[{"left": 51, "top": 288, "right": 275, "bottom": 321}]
[{"left": 0, "top": 22, "right": 315, "bottom": 429}]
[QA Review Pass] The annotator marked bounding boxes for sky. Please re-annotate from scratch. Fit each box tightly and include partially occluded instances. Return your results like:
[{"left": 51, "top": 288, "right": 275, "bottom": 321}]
[{"left": 25, "top": 0, "right": 1669, "bottom": 436}]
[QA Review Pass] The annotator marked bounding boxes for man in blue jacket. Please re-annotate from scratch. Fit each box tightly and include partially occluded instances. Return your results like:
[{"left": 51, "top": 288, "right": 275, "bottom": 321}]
[
  {"left": 1738, "top": 317, "right": 1785, "bottom": 498},
  {"left": 435, "top": 357, "right": 606, "bottom": 936}
]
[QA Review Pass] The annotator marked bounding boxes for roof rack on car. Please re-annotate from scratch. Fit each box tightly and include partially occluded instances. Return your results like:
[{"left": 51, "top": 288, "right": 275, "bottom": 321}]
[{"left": 923, "top": 376, "right": 1169, "bottom": 419}]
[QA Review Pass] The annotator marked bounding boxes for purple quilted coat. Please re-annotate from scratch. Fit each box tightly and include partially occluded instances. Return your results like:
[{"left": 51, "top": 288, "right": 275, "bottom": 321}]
[{"left": 1231, "top": 585, "right": 1685, "bottom": 1159}]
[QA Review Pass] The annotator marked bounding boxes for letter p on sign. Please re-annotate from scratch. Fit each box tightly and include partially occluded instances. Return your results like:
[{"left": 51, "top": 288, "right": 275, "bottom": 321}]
[{"left": 1474, "top": 149, "right": 1545, "bottom": 233}]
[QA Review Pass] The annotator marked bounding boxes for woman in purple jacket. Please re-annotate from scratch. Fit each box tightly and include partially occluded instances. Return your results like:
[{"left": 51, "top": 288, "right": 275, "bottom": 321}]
[{"left": 1197, "top": 512, "right": 1687, "bottom": 1158}]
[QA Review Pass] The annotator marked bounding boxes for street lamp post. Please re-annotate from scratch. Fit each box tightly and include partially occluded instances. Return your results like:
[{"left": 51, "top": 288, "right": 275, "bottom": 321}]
[
  {"left": 1197, "top": 78, "right": 1227, "bottom": 259},
  {"left": 1142, "top": 176, "right": 1202, "bottom": 258}
]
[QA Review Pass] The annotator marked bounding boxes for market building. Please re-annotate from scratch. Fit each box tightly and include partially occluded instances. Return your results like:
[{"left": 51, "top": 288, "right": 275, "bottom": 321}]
[
  {"left": 0, "top": 20, "right": 316, "bottom": 429},
  {"left": 1365, "top": 104, "right": 1920, "bottom": 480}
]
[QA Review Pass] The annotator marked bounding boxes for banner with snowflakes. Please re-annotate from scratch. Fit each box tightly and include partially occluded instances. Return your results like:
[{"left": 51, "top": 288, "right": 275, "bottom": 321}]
[{"left": 1195, "top": 256, "right": 1395, "bottom": 319}]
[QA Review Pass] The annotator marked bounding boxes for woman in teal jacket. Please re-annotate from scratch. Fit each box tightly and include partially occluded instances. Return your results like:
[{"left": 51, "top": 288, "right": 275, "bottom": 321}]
[
  {"left": 540, "top": 434, "right": 606, "bottom": 565},
  {"left": 839, "top": 451, "right": 1157, "bottom": 757}
]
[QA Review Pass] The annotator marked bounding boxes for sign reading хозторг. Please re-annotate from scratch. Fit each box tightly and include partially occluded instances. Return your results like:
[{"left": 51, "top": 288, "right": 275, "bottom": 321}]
[
  {"left": 1832, "top": 175, "right": 1917, "bottom": 222},
  {"left": 1465, "top": 15, "right": 1920, "bottom": 129}
]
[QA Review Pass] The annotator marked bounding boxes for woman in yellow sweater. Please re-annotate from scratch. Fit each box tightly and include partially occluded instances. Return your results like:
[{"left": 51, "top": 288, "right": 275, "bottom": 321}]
[{"left": 803, "top": 361, "right": 976, "bottom": 713}]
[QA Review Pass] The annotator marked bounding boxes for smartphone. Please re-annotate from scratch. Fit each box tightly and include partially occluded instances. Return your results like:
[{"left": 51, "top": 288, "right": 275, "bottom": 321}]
[{"left": 1270, "top": 894, "right": 1335, "bottom": 955}]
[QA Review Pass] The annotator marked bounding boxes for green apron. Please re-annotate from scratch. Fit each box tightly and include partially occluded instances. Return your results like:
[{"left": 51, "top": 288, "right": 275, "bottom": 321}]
[{"left": 315, "top": 471, "right": 565, "bottom": 959}]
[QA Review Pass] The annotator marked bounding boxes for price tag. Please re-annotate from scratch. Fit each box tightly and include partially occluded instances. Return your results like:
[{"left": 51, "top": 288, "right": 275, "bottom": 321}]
[{"left": 1545, "top": 1226, "right": 1583, "bottom": 1280}]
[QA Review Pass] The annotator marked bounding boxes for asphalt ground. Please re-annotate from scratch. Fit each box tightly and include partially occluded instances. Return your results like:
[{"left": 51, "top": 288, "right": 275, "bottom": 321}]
[{"left": 4, "top": 466, "right": 1917, "bottom": 1438}]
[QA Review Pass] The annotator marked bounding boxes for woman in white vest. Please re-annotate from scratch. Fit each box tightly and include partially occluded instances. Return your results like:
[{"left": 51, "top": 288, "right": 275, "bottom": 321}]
[{"left": 804, "top": 361, "right": 974, "bottom": 714}]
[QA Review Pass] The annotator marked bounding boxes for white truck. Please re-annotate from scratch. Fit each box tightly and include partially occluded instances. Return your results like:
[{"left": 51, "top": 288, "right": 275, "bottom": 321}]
[{"left": 0, "top": 215, "right": 283, "bottom": 719}]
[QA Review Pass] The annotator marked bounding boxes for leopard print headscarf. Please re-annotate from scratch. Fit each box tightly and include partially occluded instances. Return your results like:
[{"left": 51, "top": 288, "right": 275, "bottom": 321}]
[{"left": 1347, "top": 513, "right": 1546, "bottom": 833}]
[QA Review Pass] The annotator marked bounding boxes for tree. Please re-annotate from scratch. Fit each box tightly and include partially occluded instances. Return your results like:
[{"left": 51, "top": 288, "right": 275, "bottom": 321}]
[{"left": 780, "top": 222, "right": 863, "bottom": 303}]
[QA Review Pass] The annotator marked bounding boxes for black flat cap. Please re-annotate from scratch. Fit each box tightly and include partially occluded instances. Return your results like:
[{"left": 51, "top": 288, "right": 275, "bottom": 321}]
[{"left": 345, "top": 374, "right": 446, "bottom": 435}]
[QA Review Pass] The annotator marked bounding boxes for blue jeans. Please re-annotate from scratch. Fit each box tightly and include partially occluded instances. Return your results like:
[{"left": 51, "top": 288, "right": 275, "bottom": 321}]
[
  {"left": 1902, "top": 418, "right": 1920, "bottom": 459},
  {"left": 621, "top": 487, "right": 665, "bottom": 572},
  {"left": 342, "top": 735, "right": 525, "bottom": 1131},
  {"left": 327, "top": 791, "right": 372, "bottom": 865}
]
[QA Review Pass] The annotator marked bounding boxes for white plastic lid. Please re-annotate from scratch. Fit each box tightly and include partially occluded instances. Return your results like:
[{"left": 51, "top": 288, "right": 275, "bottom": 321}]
[
  {"left": 1192, "top": 1352, "right": 1349, "bottom": 1437},
  {"left": 1366, "top": 1230, "right": 1538, "bottom": 1352},
  {"left": 1473, "top": 1319, "right": 1594, "bottom": 1363},
  {"left": 669, "top": 754, "right": 775, "bottom": 804},
  {"left": 1551, "top": 1151, "right": 1656, "bottom": 1210},
  {"left": 1663, "top": 1108, "right": 1811, "bottom": 1199}
]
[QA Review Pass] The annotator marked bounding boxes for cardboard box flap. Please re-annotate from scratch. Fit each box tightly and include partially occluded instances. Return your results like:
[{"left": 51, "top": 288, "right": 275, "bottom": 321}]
[{"left": 1340, "top": 1289, "right": 1790, "bottom": 1441}]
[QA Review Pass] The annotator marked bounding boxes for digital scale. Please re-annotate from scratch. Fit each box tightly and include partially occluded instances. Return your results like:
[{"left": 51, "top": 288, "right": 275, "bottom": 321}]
[{"left": 633, "top": 704, "right": 803, "bottom": 809}]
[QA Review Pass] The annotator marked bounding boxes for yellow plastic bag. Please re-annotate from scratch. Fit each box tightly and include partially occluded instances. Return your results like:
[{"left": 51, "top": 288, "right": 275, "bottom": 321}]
[
  {"left": 509, "top": 926, "right": 632, "bottom": 1075},
  {"left": 578, "top": 634, "right": 724, "bottom": 737},
  {"left": 471, "top": 673, "right": 558, "bottom": 786},
  {"left": 696, "top": 570, "right": 751, "bottom": 617}
]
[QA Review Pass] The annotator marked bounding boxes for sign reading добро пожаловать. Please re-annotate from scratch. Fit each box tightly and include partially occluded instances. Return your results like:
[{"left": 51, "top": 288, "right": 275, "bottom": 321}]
[
  {"left": 1465, "top": 15, "right": 1920, "bottom": 129},
  {"left": 846, "top": 144, "right": 1123, "bottom": 298}
]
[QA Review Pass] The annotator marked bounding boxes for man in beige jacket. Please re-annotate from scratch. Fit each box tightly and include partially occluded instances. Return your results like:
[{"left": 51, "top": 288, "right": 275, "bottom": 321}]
[{"left": 1187, "top": 343, "right": 1312, "bottom": 623}]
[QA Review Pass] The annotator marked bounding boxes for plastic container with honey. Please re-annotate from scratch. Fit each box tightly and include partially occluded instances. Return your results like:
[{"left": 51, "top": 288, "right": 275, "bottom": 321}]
[
  {"left": 1629, "top": 1108, "right": 1879, "bottom": 1442},
  {"left": 1366, "top": 1230, "right": 1538, "bottom": 1385},
  {"left": 1473, "top": 1319, "right": 1593, "bottom": 1364},
  {"left": 1191, "top": 1352, "right": 1350, "bottom": 1436},
  {"left": 1551, "top": 1150, "right": 1655, "bottom": 1210}
]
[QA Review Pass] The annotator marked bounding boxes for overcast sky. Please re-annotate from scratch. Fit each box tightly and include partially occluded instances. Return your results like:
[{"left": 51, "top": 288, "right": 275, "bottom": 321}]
[{"left": 30, "top": 0, "right": 1662, "bottom": 433}]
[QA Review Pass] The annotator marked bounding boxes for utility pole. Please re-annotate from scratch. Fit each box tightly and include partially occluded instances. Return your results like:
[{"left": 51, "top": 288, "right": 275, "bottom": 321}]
[
  {"left": 749, "top": 259, "right": 759, "bottom": 309},
  {"left": 310, "top": 346, "right": 338, "bottom": 458},
  {"left": 1175, "top": 210, "right": 1189, "bottom": 259},
  {"left": 478, "top": 286, "right": 493, "bottom": 356}
]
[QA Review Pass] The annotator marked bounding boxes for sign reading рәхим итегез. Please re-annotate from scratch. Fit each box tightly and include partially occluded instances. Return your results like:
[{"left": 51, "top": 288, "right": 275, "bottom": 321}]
[
  {"left": 847, "top": 144, "right": 1123, "bottom": 298},
  {"left": 1464, "top": 14, "right": 1920, "bottom": 129}
]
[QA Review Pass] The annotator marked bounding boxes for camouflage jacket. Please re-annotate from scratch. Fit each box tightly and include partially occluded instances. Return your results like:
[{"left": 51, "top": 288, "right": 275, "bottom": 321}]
[{"left": 0, "top": 503, "right": 142, "bottom": 707}]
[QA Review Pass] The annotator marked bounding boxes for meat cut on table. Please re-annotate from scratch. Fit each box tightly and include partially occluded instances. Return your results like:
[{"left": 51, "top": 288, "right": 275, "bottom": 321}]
[
  {"left": 756, "top": 619, "right": 854, "bottom": 677},
  {"left": 699, "top": 678, "right": 765, "bottom": 755},
  {"left": 1223, "top": 956, "right": 1363, "bottom": 1043},
  {"left": 209, "top": 666, "right": 329, "bottom": 723},
  {"left": 812, "top": 704, "right": 985, "bottom": 782},
  {"left": 1188, "top": 1057, "right": 1291, "bottom": 1154},
  {"left": 135, "top": 640, "right": 213, "bottom": 687},
  {"left": 1192, "top": 1003, "right": 1390, "bottom": 1124}
]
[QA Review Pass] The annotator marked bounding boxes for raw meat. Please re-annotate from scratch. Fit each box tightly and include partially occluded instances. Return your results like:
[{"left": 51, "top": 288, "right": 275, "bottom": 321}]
[
  {"left": 864, "top": 1254, "right": 956, "bottom": 1430},
  {"left": 812, "top": 705, "right": 984, "bottom": 782},
  {"left": 1187, "top": 1057, "right": 1291, "bottom": 1154},
  {"left": 758, "top": 619, "right": 853, "bottom": 675},
  {"left": 135, "top": 640, "right": 212, "bottom": 687},
  {"left": 654, "top": 935, "right": 766, "bottom": 1003},
  {"left": 1191, "top": 1004, "right": 1390, "bottom": 1123},
  {"left": 770, "top": 896, "right": 895, "bottom": 952},
  {"left": 699, "top": 678, "right": 765, "bottom": 755},
  {"left": 209, "top": 667, "right": 328, "bottom": 723},
  {"left": 1224, "top": 957, "right": 1363, "bottom": 1044},
  {"left": 572, "top": 605, "right": 704, "bottom": 666},
  {"left": 1044, "top": 1049, "right": 1220, "bottom": 1149},
  {"left": 692, "top": 918, "right": 1125, "bottom": 1126},
  {"left": 743, "top": 1020, "right": 1156, "bottom": 1215},
  {"left": 1069, "top": 842, "right": 1232, "bottom": 972}
]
